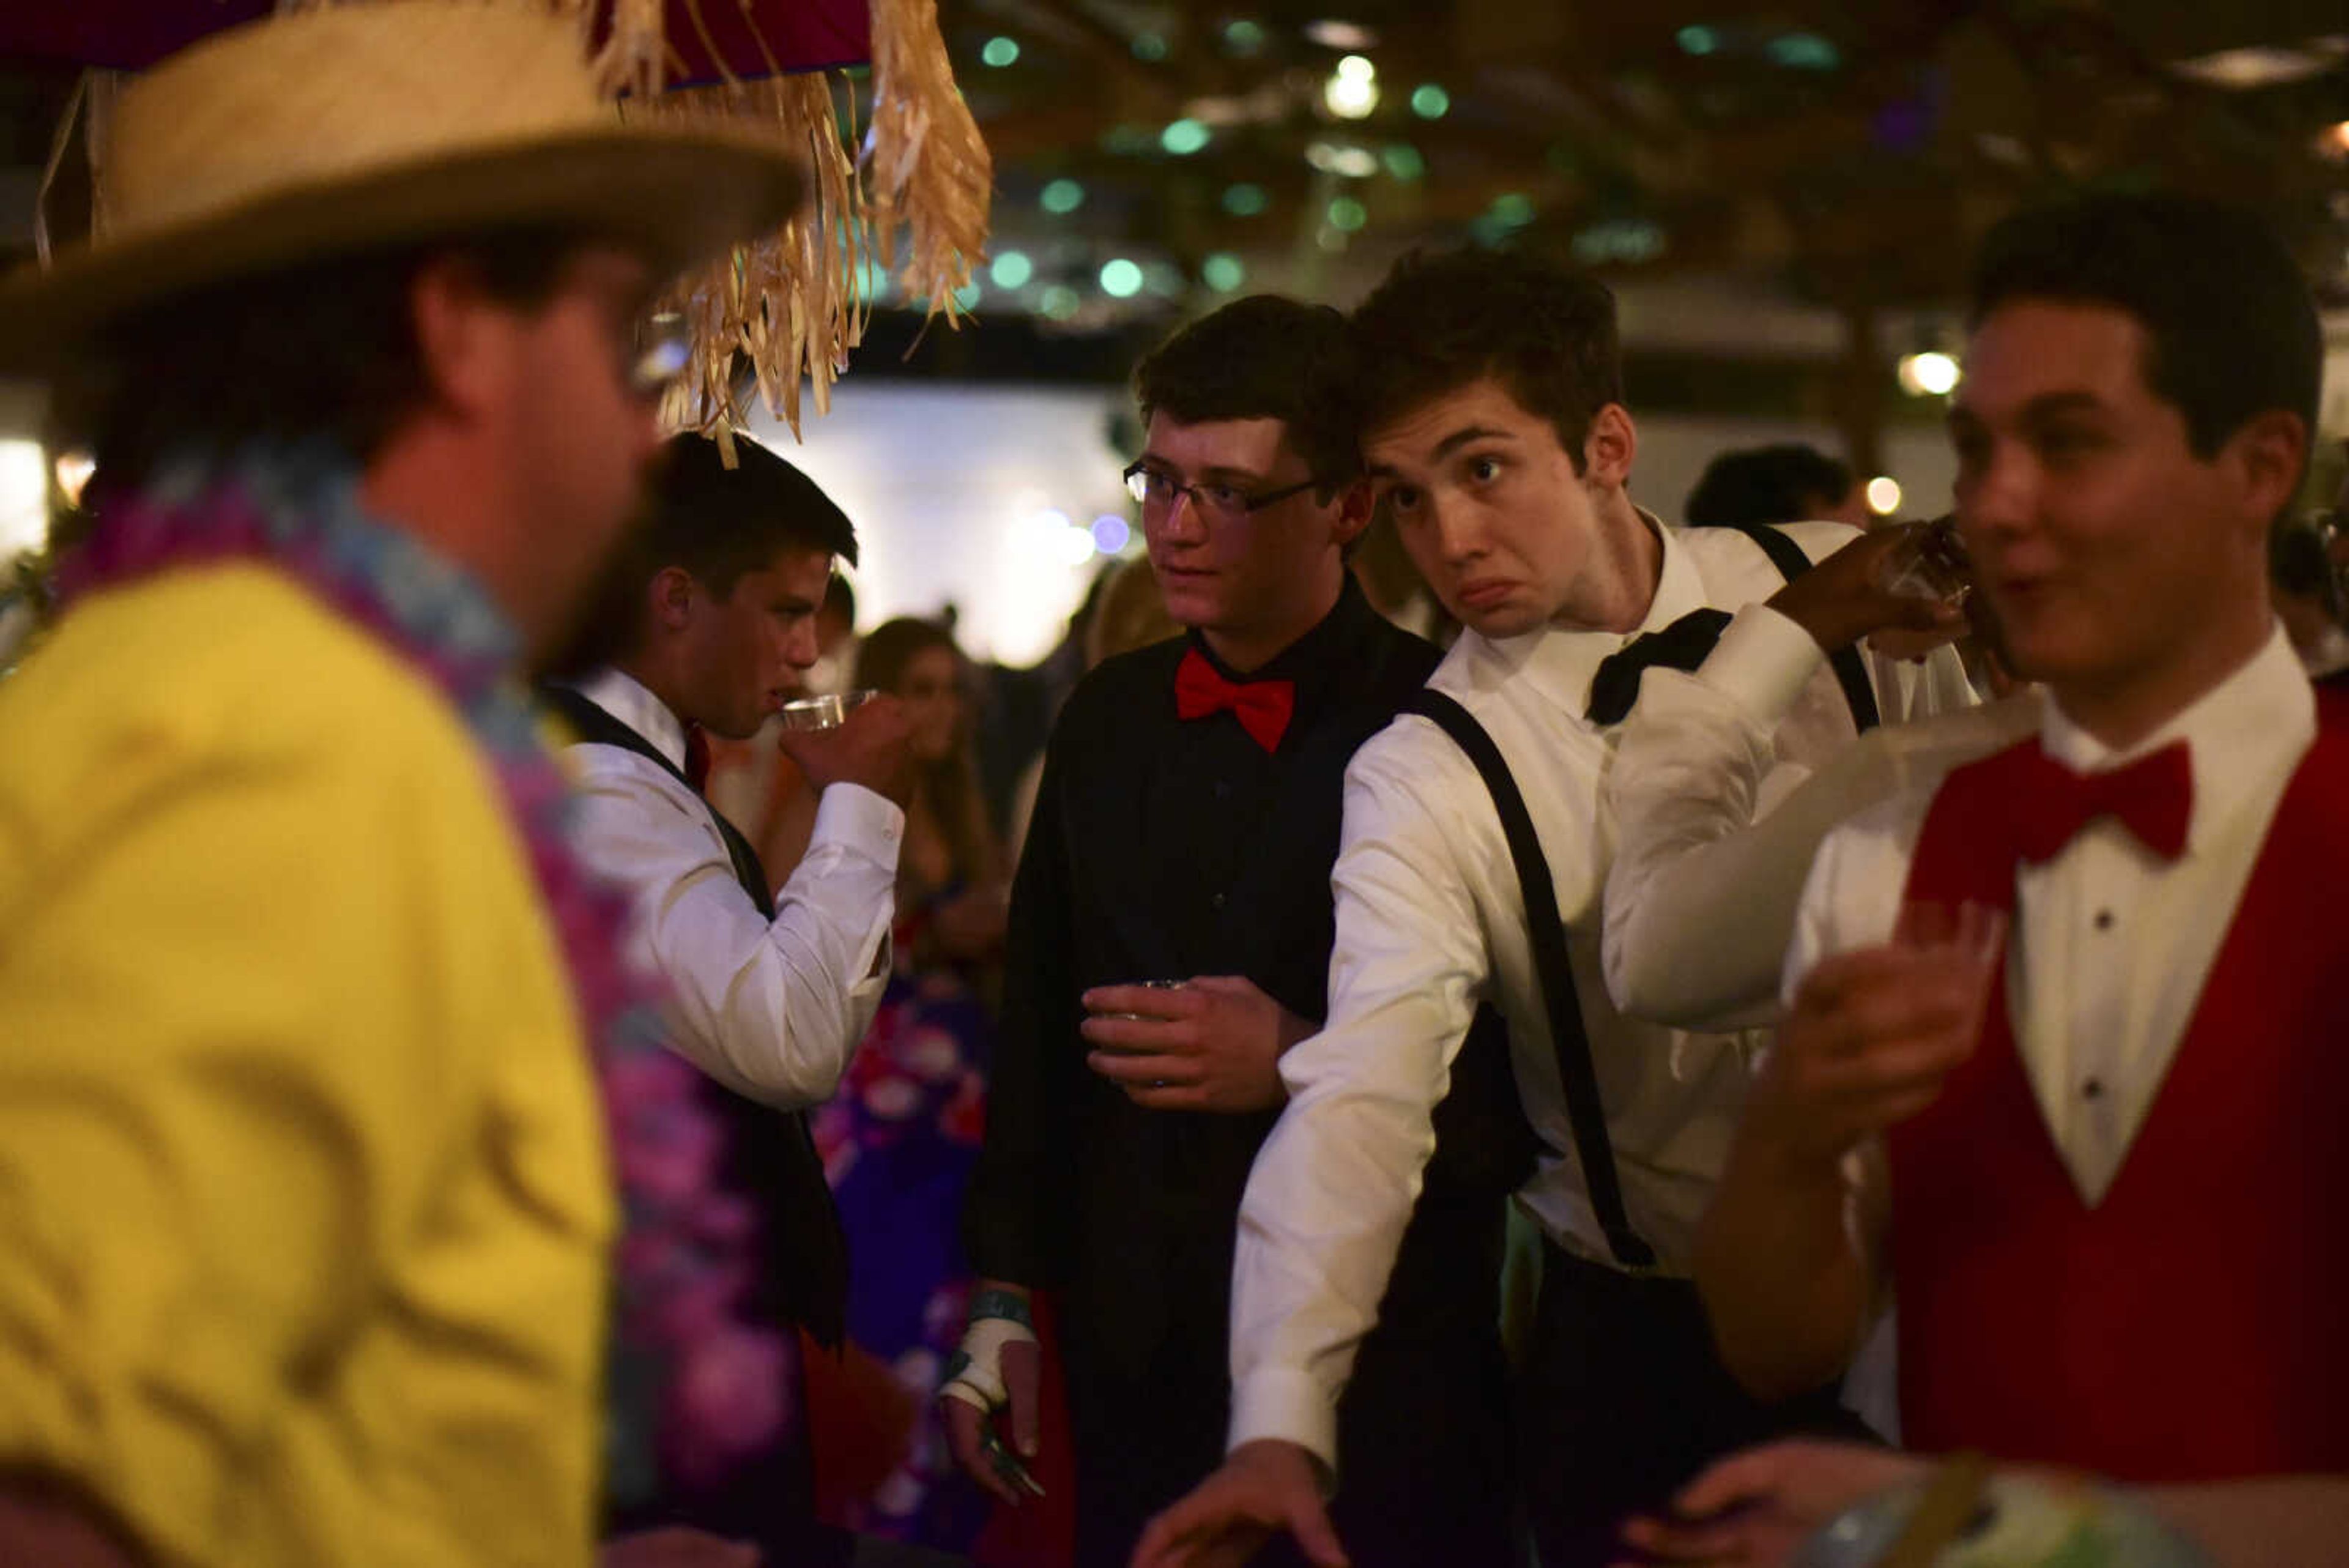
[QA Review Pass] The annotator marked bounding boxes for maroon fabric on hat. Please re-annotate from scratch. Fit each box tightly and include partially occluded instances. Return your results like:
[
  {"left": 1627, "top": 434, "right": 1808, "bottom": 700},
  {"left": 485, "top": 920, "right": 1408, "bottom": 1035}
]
[{"left": 0, "top": 0, "right": 869, "bottom": 75}]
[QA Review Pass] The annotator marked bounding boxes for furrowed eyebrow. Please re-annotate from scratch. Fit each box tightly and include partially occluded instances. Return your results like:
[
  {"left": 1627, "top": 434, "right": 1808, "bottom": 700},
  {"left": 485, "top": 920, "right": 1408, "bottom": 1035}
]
[
  {"left": 1367, "top": 423, "right": 1517, "bottom": 479},
  {"left": 1428, "top": 425, "right": 1515, "bottom": 461},
  {"left": 1137, "top": 456, "right": 1271, "bottom": 486},
  {"left": 1952, "top": 390, "right": 2106, "bottom": 429}
]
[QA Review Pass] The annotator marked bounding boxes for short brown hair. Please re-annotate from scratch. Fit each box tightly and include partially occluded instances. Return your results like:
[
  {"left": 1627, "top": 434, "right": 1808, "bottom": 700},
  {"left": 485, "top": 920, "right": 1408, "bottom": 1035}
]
[
  {"left": 1133, "top": 294, "right": 1360, "bottom": 492},
  {"left": 1348, "top": 247, "right": 1623, "bottom": 474}
]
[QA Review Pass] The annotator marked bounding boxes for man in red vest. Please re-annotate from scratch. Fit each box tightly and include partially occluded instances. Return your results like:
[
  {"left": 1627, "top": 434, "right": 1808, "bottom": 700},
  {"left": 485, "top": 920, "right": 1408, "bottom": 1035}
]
[{"left": 1631, "top": 194, "right": 2349, "bottom": 1564}]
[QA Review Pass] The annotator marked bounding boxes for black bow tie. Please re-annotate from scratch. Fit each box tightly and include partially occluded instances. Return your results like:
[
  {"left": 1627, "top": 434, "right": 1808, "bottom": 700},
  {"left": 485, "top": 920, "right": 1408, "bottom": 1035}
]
[{"left": 1585, "top": 609, "right": 1734, "bottom": 724}]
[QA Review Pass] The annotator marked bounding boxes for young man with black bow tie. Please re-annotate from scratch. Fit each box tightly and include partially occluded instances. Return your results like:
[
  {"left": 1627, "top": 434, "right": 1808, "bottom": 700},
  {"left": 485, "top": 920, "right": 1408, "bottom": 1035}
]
[
  {"left": 1617, "top": 194, "right": 2349, "bottom": 1568},
  {"left": 947, "top": 295, "right": 1524, "bottom": 1567},
  {"left": 1138, "top": 251, "right": 1975, "bottom": 1568}
]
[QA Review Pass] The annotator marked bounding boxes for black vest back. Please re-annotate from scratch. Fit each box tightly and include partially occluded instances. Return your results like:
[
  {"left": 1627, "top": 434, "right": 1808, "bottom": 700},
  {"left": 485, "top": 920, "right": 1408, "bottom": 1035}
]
[{"left": 543, "top": 683, "right": 851, "bottom": 1345}]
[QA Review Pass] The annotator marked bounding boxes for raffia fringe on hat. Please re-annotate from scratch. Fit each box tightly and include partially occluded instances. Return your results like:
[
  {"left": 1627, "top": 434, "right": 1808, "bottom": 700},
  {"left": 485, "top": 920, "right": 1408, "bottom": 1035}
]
[{"left": 61, "top": 0, "right": 992, "bottom": 441}]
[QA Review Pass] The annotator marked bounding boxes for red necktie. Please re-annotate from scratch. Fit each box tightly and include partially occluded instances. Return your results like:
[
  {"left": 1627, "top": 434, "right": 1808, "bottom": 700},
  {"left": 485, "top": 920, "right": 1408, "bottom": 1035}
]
[
  {"left": 1174, "top": 647, "right": 1296, "bottom": 753},
  {"left": 682, "top": 723, "right": 712, "bottom": 793},
  {"left": 2010, "top": 740, "right": 2193, "bottom": 864}
]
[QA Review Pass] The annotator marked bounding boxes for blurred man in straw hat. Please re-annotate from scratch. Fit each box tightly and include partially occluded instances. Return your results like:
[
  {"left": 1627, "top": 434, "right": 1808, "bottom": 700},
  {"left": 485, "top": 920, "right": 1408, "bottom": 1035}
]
[{"left": 0, "top": 5, "right": 805, "bottom": 1566}]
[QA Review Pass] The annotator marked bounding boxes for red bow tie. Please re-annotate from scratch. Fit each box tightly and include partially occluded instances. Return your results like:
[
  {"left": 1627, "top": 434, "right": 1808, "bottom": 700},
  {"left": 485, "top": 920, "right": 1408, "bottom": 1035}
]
[
  {"left": 2011, "top": 740, "right": 2193, "bottom": 864},
  {"left": 682, "top": 723, "right": 713, "bottom": 792},
  {"left": 1174, "top": 647, "right": 1296, "bottom": 752}
]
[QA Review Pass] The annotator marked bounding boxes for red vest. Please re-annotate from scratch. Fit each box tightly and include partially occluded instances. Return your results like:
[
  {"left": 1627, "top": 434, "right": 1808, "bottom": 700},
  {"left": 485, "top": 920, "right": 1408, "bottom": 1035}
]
[{"left": 1888, "top": 689, "right": 2349, "bottom": 1481}]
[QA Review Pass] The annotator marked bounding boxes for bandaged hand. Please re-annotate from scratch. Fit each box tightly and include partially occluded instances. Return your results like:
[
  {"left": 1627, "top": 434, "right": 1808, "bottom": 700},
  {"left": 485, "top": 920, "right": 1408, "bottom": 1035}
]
[{"left": 940, "top": 1285, "right": 1045, "bottom": 1504}]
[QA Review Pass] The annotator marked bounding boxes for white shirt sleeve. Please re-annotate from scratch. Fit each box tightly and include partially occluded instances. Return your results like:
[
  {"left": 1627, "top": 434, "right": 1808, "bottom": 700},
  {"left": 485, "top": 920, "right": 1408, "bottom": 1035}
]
[
  {"left": 1601, "top": 605, "right": 1837, "bottom": 1029},
  {"left": 570, "top": 746, "right": 902, "bottom": 1109},
  {"left": 1226, "top": 724, "right": 1492, "bottom": 1470},
  {"left": 1605, "top": 609, "right": 2006, "bottom": 1031},
  {"left": 1781, "top": 798, "right": 1924, "bottom": 1422}
]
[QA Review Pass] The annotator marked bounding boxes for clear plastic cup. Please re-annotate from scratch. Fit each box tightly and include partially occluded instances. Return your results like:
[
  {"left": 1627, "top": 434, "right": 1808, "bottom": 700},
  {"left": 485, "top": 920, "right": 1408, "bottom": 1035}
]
[
  {"left": 1874, "top": 515, "right": 1972, "bottom": 604},
  {"left": 776, "top": 688, "right": 880, "bottom": 731}
]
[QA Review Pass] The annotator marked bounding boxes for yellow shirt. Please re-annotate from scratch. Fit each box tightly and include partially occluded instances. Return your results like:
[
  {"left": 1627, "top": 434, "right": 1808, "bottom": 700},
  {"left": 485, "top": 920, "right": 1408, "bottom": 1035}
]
[{"left": 0, "top": 563, "right": 613, "bottom": 1567}]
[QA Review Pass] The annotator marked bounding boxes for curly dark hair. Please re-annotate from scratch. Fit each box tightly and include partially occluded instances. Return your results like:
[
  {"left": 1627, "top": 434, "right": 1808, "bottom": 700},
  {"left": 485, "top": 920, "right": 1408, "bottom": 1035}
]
[
  {"left": 1684, "top": 444, "right": 1855, "bottom": 530},
  {"left": 1132, "top": 294, "right": 1360, "bottom": 492},
  {"left": 1347, "top": 247, "right": 1624, "bottom": 474},
  {"left": 1969, "top": 193, "right": 2320, "bottom": 468}
]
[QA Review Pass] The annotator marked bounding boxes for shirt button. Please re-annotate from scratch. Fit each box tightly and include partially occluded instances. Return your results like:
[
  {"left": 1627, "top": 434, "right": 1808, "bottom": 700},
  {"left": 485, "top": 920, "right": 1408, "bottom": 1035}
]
[
  {"left": 2093, "top": 909, "right": 2114, "bottom": 931},
  {"left": 1211, "top": 892, "right": 1227, "bottom": 910}
]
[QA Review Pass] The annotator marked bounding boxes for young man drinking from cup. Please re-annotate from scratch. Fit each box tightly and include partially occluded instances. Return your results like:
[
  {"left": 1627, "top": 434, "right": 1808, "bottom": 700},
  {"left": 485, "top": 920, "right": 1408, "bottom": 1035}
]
[{"left": 546, "top": 431, "right": 914, "bottom": 1553}]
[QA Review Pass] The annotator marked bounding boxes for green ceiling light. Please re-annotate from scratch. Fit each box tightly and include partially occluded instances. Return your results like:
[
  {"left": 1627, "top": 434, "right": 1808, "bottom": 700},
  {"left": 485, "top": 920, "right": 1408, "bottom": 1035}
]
[
  {"left": 1677, "top": 24, "right": 1719, "bottom": 56},
  {"left": 1327, "top": 195, "right": 1368, "bottom": 231},
  {"left": 1203, "top": 253, "right": 1247, "bottom": 292},
  {"left": 989, "top": 250, "right": 1034, "bottom": 289},
  {"left": 1222, "top": 19, "right": 1266, "bottom": 54},
  {"left": 1039, "top": 285, "right": 1081, "bottom": 320},
  {"left": 1571, "top": 217, "right": 1669, "bottom": 264},
  {"left": 952, "top": 281, "right": 983, "bottom": 311},
  {"left": 1410, "top": 83, "right": 1450, "bottom": 119},
  {"left": 1040, "top": 178, "right": 1086, "bottom": 214},
  {"left": 1491, "top": 191, "right": 1535, "bottom": 226},
  {"left": 1132, "top": 31, "right": 1169, "bottom": 61},
  {"left": 1162, "top": 118, "right": 1211, "bottom": 155},
  {"left": 1222, "top": 182, "right": 1270, "bottom": 217},
  {"left": 981, "top": 35, "right": 1020, "bottom": 67},
  {"left": 1768, "top": 31, "right": 1841, "bottom": 69},
  {"left": 1381, "top": 143, "right": 1425, "bottom": 181},
  {"left": 1099, "top": 259, "right": 1145, "bottom": 297}
]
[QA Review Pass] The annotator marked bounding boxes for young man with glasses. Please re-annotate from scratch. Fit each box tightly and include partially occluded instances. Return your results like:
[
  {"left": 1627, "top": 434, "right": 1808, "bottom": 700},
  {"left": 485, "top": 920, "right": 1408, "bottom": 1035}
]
[{"left": 945, "top": 294, "right": 1522, "bottom": 1568}]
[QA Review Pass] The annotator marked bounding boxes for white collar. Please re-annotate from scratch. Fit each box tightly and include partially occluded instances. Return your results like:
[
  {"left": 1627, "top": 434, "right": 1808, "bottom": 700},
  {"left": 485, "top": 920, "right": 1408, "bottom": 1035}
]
[
  {"left": 2040, "top": 624, "right": 2315, "bottom": 855},
  {"left": 573, "top": 666, "right": 690, "bottom": 771},
  {"left": 1472, "top": 508, "right": 1704, "bottom": 718}
]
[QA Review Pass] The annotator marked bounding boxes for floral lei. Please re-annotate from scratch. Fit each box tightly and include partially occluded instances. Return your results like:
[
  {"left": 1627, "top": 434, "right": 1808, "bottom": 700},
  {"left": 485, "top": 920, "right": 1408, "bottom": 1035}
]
[{"left": 54, "top": 447, "right": 789, "bottom": 1503}]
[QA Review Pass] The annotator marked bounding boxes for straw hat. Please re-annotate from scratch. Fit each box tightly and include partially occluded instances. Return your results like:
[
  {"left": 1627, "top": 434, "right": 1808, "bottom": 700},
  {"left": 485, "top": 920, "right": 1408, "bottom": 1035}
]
[{"left": 0, "top": 2, "right": 807, "bottom": 371}]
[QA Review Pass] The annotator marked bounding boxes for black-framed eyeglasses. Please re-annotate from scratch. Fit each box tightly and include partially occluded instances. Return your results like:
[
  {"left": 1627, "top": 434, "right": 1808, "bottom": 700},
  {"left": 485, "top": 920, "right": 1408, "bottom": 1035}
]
[
  {"left": 1122, "top": 460, "right": 1320, "bottom": 523},
  {"left": 628, "top": 311, "right": 695, "bottom": 399}
]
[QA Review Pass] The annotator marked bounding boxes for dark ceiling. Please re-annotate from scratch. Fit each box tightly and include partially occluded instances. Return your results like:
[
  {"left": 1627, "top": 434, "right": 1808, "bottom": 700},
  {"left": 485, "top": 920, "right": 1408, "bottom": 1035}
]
[
  {"left": 941, "top": 0, "right": 2349, "bottom": 313},
  {"left": 2, "top": 2, "right": 2343, "bottom": 448}
]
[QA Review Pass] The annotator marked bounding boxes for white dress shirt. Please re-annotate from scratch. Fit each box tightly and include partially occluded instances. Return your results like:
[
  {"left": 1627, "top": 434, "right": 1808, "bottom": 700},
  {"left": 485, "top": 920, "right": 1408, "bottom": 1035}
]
[
  {"left": 1788, "top": 625, "right": 2317, "bottom": 1211},
  {"left": 563, "top": 668, "right": 904, "bottom": 1110},
  {"left": 1226, "top": 517, "right": 1965, "bottom": 1467},
  {"left": 1603, "top": 604, "right": 2024, "bottom": 1030}
]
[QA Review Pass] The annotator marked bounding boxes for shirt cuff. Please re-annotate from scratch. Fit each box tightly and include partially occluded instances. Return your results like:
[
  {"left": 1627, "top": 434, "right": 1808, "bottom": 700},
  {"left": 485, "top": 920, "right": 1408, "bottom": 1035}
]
[
  {"left": 1227, "top": 1367, "right": 1340, "bottom": 1473},
  {"left": 811, "top": 782, "right": 906, "bottom": 862},
  {"left": 1697, "top": 604, "right": 1827, "bottom": 727}
]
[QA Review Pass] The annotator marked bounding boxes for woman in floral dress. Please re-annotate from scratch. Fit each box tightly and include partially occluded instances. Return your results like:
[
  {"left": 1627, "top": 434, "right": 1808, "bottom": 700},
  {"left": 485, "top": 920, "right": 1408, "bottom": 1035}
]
[{"left": 785, "top": 617, "right": 1008, "bottom": 1550}]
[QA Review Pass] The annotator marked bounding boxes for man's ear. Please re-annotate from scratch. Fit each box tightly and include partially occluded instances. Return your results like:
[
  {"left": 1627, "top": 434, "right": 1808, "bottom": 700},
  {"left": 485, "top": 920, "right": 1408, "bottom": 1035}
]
[
  {"left": 1330, "top": 477, "right": 1375, "bottom": 552},
  {"left": 1581, "top": 403, "right": 1638, "bottom": 490},
  {"left": 2225, "top": 408, "right": 2310, "bottom": 541},
  {"left": 650, "top": 564, "right": 699, "bottom": 633},
  {"left": 407, "top": 253, "right": 511, "bottom": 420}
]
